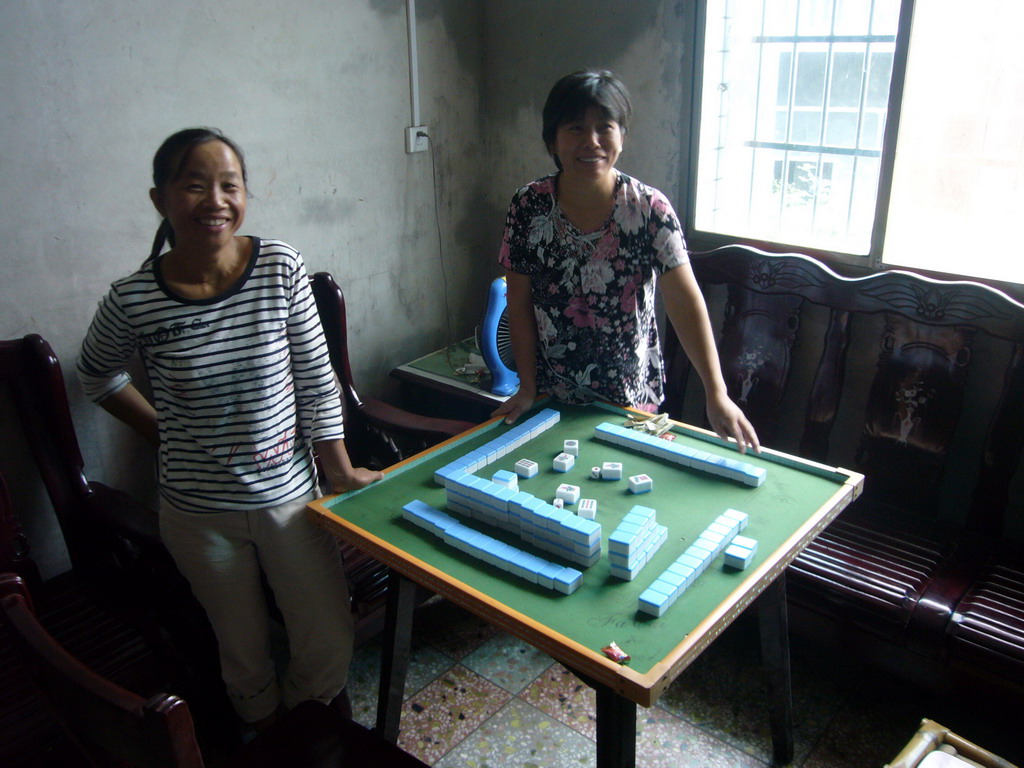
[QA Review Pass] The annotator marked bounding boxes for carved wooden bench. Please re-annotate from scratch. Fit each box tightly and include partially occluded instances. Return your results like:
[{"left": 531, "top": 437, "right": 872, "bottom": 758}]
[{"left": 664, "top": 245, "right": 1024, "bottom": 700}]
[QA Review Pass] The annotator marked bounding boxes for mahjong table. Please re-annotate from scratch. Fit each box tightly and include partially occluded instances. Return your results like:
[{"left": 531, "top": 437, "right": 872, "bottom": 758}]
[{"left": 308, "top": 401, "right": 863, "bottom": 767}]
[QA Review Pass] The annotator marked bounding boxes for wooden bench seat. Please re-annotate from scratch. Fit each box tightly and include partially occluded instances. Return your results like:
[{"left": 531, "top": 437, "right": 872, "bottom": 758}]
[
  {"left": 948, "top": 558, "right": 1024, "bottom": 670},
  {"left": 664, "top": 245, "right": 1024, "bottom": 700}
]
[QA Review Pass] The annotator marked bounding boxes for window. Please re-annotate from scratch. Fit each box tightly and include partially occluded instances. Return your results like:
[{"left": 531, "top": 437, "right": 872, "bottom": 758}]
[
  {"left": 691, "top": 0, "right": 903, "bottom": 258},
  {"left": 690, "top": 0, "right": 1024, "bottom": 285}
]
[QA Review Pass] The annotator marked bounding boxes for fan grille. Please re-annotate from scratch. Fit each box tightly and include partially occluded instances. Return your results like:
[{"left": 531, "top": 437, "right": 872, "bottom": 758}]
[
  {"left": 475, "top": 306, "right": 516, "bottom": 371},
  {"left": 496, "top": 308, "right": 515, "bottom": 370}
]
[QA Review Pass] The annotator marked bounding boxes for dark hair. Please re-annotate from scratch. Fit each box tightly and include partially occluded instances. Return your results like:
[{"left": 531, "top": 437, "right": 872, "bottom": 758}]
[
  {"left": 145, "top": 127, "right": 247, "bottom": 264},
  {"left": 541, "top": 70, "right": 632, "bottom": 169}
]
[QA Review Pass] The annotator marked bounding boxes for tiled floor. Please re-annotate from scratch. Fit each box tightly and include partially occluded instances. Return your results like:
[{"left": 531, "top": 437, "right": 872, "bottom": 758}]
[{"left": 345, "top": 597, "right": 1022, "bottom": 767}]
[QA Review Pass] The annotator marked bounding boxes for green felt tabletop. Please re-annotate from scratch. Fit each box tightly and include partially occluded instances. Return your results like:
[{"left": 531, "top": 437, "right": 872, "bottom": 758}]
[{"left": 311, "top": 401, "right": 860, "bottom": 703}]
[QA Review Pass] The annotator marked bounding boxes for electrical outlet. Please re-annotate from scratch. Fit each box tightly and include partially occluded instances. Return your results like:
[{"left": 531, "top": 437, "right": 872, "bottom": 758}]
[{"left": 405, "top": 125, "right": 429, "bottom": 153}]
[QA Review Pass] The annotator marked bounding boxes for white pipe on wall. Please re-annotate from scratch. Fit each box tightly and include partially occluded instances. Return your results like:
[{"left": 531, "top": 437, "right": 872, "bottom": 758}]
[{"left": 407, "top": 0, "right": 420, "bottom": 128}]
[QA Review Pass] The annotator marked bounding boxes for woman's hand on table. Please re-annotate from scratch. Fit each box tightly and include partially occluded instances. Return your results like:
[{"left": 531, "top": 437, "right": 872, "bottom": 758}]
[
  {"left": 491, "top": 385, "right": 536, "bottom": 425},
  {"left": 330, "top": 466, "right": 383, "bottom": 494},
  {"left": 705, "top": 390, "right": 760, "bottom": 455}
]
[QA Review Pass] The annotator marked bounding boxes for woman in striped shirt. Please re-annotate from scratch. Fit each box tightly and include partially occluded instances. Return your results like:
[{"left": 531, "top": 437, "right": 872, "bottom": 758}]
[{"left": 78, "top": 127, "right": 381, "bottom": 734}]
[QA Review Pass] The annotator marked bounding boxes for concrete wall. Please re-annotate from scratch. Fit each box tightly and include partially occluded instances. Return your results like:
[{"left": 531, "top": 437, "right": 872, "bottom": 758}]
[{"left": 0, "top": 0, "right": 691, "bottom": 577}]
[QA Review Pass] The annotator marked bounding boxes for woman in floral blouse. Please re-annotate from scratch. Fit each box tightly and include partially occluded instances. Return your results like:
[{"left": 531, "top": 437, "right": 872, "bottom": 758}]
[{"left": 493, "top": 70, "right": 759, "bottom": 454}]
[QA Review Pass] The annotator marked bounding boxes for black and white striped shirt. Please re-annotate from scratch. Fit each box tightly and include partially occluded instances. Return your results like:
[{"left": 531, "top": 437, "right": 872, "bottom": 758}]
[{"left": 78, "top": 237, "right": 344, "bottom": 513}]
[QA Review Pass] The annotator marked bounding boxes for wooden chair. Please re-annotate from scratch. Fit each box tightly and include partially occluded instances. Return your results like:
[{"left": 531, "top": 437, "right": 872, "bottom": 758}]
[
  {"left": 1, "top": 573, "right": 430, "bottom": 768},
  {"left": 0, "top": 422, "right": 238, "bottom": 765},
  {"left": 310, "top": 271, "right": 475, "bottom": 634},
  {"left": 0, "top": 335, "right": 165, "bottom": 584},
  {"left": 311, "top": 271, "right": 476, "bottom": 470},
  {"left": 0, "top": 334, "right": 231, "bottom": 730}
]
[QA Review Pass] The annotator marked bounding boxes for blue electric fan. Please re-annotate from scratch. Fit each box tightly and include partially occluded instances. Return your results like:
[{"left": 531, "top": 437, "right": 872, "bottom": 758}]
[{"left": 477, "top": 276, "right": 519, "bottom": 396}]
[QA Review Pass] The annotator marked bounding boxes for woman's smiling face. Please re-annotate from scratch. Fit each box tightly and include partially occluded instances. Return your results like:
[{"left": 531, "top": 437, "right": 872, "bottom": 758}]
[
  {"left": 550, "top": 105, "right": 624, "bottom": 187},
  {"left": 151, "top": 139, "right": 247, "bottom": 254}
]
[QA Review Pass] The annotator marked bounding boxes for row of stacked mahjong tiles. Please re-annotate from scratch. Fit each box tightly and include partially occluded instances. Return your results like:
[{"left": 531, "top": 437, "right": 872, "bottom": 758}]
[
  {"left": 636, "top": 509, "right": 757, "bottom": 617},
  {"left": 406, "top": 408, "right": 761, "bottom": 615},
  {"left": 593, "top": 421, "right": 767, "bottom": 487},
  {"left": 402, "top": 500, "right": 586, "bottom": 594}
]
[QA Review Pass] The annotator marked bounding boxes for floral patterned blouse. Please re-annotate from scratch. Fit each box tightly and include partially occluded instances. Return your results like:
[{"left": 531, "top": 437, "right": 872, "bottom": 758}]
[{"left": 498, "top": 171, "right": 688, "bottom": 408}]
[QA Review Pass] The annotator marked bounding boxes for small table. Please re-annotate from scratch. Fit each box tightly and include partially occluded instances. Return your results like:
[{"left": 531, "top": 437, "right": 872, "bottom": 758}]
[
  {"left": 390, "top": 337, "right": 509, "bottom": 423},
  {"left": 309, "top": 402, "right": 863, "bottom": 767}
]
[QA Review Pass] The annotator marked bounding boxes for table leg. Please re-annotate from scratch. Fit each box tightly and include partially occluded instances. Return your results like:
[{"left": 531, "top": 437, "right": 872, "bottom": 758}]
[
  {"left": 594, "top": 681, "right": 636, "bottom": 768},
  {"left": 758, "top": 572, "right": 795, "bottom": 764},
  {"left": 376, "top": 570, "right": 416, "bottom": 743}
]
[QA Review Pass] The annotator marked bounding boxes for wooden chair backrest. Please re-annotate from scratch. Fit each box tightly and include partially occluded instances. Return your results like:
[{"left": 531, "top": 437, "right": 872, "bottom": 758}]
[
  {"left": 309, "top": 272, "right": 374, "bottom": 465},
  {"left": 0, "top": 335, "right": 99, "bottom": 567},
  {"left": 665, "top": 245, "right": 1024, "bottom": 538}
]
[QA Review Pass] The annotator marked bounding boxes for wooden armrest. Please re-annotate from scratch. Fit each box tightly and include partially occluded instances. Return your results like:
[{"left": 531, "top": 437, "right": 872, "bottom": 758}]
[{"left": 359, "top": 397, "right": 476, "bottom": 443}]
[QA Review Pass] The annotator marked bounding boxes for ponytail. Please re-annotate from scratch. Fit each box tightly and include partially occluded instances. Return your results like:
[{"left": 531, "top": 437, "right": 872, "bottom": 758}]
[{"left": 143, "top": 218, "right": 175, "bottom": 267}]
